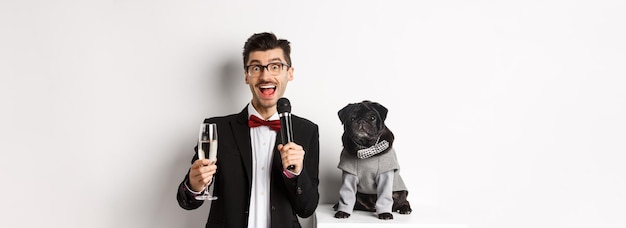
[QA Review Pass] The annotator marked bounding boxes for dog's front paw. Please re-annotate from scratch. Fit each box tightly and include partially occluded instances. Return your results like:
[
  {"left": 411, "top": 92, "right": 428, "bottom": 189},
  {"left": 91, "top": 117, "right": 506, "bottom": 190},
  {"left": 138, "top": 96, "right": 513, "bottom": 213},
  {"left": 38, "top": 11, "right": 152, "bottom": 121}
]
[
  {"left": 378, "top": 212, "right": 394, "bottom": 220},
  {"left": 397, "top": 205, "right": 412, "bottom": 214},
  {"left": 334, "top": 211, "right": 351, "bottom": 219}
]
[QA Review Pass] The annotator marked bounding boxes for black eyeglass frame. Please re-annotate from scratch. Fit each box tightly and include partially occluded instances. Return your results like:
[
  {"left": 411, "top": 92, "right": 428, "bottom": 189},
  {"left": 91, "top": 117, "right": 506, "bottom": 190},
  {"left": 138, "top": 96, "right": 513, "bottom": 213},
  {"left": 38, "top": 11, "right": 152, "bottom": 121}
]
[{"left": 244, "top": 62, "right": 291, "bottom": 76}]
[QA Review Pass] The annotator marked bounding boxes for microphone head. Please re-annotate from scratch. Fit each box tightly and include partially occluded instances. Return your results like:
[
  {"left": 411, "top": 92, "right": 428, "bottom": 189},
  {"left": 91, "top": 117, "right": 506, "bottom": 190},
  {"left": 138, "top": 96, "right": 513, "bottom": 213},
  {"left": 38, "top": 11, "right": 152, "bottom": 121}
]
[{"left": 277, "top": 97, "right": 291, "bottom": 113}]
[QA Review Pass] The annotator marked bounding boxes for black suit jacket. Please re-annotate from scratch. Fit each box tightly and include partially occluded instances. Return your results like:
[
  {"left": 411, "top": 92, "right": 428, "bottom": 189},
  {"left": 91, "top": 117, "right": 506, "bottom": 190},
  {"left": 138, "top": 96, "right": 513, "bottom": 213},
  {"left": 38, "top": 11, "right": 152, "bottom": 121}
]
[{"left": 177, "top": 107, "right": 320, "bottom": 228}]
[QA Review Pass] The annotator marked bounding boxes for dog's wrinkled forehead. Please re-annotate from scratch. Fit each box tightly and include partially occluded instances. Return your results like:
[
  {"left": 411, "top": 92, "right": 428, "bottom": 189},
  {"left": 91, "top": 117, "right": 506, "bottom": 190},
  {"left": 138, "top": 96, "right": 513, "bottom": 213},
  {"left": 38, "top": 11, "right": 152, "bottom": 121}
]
[{"left": 338, "top": 100, "right": 388, "bottom": 125}]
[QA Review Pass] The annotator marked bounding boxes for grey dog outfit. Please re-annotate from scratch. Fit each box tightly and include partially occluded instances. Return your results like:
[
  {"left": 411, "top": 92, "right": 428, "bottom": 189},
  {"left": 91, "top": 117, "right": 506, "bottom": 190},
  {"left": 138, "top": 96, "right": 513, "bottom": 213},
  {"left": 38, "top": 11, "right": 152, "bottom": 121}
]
[{"left": 336, "top": 147, "right": 407, "bottom": 214}]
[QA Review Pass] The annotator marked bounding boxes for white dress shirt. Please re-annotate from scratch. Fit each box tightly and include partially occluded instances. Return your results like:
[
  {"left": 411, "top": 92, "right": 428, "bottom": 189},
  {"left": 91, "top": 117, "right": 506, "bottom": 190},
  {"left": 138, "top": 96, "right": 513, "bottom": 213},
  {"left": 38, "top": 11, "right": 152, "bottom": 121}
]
[{"left": 247, "top": 103, "right": 278, "bottom": 228}]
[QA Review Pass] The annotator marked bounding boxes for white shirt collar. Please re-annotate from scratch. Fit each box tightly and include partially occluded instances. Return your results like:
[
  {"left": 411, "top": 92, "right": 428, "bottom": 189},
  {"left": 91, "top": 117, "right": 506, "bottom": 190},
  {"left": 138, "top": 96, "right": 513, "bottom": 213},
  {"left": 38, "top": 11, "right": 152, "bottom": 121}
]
[{"left": 247, "top": 102, "right": 279, "bottom": 121}]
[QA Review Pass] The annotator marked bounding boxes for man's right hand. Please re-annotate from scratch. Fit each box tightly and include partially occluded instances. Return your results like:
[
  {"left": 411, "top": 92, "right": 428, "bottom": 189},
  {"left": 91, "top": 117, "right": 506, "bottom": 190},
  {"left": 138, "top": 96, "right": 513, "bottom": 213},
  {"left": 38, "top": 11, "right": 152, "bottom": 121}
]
[{"left": 188, "top": 159, "right": 217, "bottom": 192}]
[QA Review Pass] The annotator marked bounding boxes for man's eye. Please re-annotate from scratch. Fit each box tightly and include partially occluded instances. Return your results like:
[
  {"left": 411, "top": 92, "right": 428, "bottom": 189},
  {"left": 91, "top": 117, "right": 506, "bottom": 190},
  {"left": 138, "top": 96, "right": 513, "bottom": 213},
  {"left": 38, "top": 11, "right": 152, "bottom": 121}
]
[{"left": 252, "top": 66, "right": 262, "bottom": 71}]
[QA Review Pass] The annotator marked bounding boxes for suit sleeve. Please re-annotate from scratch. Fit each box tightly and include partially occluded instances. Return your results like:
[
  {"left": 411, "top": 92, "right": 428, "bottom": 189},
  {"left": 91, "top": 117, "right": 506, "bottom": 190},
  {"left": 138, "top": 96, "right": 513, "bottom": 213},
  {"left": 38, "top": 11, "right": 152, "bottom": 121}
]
[
  {"left": 283, "top": 123, "right": 320, "bottom": 218},
  {"left": 176, "top": 146, "right": 205, "bottom": 210}
]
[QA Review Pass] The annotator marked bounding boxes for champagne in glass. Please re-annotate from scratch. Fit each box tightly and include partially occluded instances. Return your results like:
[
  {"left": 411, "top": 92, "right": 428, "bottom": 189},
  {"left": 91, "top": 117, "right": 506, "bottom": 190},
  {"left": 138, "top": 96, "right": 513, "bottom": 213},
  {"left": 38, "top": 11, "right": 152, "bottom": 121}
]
[{"left": 196, "top": 122, "right": 218, "bottom": 200}]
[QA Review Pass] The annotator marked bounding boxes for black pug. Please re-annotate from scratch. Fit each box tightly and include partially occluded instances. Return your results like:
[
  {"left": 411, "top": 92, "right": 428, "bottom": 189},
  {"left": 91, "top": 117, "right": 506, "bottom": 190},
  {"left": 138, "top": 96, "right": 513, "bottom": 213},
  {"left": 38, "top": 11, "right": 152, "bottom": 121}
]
[{"left": 333, "top": 100, "right": 412, "bottom": 220}]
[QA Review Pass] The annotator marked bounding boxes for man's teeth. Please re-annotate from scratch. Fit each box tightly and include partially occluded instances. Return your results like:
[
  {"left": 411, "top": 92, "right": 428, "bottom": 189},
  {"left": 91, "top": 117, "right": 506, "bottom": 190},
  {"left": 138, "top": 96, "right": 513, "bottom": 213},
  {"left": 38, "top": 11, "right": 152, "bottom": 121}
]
[{"left": 260, "top": 85, "right": 276, "bottom": 95}]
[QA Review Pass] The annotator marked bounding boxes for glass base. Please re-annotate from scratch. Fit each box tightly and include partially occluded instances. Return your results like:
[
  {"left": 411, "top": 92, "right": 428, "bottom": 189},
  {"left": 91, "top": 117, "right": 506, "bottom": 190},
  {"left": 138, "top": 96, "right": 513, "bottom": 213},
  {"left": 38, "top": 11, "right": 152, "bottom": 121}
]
[{"left": 195, "top": 194, "right": 218, "bottom": 200}]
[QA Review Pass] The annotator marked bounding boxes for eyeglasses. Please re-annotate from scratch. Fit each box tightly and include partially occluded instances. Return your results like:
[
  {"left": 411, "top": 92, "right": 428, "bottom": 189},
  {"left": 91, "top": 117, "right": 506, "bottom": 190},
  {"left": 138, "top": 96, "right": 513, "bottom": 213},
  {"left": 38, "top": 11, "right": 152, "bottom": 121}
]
[{"left": 244, "top": 62, "right": 290, "bottom": 77}]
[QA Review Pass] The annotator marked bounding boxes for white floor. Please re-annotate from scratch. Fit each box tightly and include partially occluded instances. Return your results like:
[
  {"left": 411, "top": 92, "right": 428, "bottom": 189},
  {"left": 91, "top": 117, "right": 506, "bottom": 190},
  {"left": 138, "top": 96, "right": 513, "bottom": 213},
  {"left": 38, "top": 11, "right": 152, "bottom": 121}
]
[{"left": 314, "top": 204, "right": 469, "bottom": 228}]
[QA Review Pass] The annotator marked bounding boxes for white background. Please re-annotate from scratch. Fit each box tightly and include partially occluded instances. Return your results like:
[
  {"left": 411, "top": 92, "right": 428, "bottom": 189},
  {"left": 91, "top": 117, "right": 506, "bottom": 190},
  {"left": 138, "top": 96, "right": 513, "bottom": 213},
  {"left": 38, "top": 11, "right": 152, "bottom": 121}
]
[{"left": 1, "top": 1, "right": 625, "bottom": 228}]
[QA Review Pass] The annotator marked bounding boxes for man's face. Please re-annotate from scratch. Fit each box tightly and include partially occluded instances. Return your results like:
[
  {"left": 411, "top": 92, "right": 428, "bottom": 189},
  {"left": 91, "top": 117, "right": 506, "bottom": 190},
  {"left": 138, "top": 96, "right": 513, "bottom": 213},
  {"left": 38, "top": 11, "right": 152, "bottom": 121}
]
[{"left": 245, "top": 48, "right": 294, "bottom": 113}]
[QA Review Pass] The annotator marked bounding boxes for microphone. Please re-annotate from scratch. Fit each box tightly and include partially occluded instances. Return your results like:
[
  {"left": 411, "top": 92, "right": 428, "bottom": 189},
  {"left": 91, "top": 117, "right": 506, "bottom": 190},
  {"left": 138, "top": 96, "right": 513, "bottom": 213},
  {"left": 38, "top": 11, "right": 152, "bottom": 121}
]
[{"left": 277, "top": 97, "right": 295, "bottom": 171}]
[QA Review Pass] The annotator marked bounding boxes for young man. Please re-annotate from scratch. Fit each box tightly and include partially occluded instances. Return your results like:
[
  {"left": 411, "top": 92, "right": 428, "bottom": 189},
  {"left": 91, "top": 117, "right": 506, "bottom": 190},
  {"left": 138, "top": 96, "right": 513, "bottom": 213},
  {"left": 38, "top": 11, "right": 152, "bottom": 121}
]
[{"left": 176, "top": 32, "right": 320, "bottom": 228}]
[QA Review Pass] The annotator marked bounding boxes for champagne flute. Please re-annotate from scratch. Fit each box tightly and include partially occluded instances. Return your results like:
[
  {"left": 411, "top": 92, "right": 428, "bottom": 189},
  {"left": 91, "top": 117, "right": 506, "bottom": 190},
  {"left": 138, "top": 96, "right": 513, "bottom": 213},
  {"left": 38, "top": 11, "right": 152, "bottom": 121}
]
[{"left": 195, "top": 122, "right": 218, "bottom": 200}]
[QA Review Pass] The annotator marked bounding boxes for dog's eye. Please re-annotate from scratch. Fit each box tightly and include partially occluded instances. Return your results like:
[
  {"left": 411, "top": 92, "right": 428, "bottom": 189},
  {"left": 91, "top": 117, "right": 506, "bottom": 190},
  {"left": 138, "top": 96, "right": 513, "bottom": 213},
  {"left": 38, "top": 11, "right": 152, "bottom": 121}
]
[{"left": 369, "top": 115, "right": 376, "bottom": 121}]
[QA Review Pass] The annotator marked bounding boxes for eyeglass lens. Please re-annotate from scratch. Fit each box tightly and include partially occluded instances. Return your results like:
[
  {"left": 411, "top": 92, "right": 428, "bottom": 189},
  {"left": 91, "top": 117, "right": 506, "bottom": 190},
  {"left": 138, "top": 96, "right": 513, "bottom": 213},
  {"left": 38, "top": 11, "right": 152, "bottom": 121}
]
[{"left": 247, "top": 63, "right": 287, "bottom": 77}]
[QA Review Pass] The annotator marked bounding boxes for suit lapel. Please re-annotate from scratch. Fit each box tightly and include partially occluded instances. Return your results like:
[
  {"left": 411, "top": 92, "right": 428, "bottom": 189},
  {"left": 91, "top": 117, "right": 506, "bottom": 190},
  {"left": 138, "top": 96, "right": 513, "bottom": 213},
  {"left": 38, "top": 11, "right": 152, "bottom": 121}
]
[
  {"left": 272, "top": 134, "right": 282, "bottom": 172},
  {"left": 234, "top": 109, "right": 253, "bottom": 187}
]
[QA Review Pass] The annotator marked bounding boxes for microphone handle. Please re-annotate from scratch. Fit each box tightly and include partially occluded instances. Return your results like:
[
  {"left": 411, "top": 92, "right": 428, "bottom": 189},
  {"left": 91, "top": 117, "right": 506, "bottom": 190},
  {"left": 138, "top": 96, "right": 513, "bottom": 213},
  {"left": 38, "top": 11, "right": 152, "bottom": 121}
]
[{"left": 280, "top": 113, "right": 296, "bottom": 171}]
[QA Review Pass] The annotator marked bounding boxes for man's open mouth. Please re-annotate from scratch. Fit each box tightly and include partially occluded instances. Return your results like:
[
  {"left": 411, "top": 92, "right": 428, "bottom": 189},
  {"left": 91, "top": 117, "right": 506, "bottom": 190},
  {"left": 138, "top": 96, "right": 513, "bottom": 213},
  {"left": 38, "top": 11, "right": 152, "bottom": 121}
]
[{"left": 260, "top": 85, "right": 276, "bottom": 95}]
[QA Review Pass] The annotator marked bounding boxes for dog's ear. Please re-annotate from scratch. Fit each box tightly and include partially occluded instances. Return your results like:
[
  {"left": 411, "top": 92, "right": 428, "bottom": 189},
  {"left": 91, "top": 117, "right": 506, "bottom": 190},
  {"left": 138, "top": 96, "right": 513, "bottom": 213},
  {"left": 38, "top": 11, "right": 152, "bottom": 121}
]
[
  {"left": 369, "top": 101, "right": 388, "bottom": 122},
  {"left": 338, "top": 103, "right": 355, "bottom": 125}
]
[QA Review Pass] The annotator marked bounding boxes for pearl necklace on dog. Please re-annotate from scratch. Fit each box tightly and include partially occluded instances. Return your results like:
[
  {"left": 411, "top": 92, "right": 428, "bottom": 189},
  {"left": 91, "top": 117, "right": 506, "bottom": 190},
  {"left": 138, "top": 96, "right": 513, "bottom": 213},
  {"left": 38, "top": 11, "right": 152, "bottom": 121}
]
[{"left": 356, "top": 138, "right": 390, "bottom": 159}]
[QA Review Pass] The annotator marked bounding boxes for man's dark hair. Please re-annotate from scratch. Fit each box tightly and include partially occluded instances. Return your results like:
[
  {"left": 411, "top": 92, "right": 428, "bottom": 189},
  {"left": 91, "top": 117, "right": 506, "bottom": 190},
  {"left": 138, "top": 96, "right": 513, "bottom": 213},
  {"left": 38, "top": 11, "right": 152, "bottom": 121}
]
[{"left": 242, "top": 32, "right": 292, "bottom": 67}]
